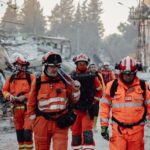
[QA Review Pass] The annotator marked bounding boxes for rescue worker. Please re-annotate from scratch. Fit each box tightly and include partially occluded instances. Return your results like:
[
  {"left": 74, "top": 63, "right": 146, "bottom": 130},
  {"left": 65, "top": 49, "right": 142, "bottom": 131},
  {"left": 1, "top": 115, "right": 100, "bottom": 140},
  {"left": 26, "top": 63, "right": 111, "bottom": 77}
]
[
  {"left": 88, "top": 63, "right": 105, "bottom": 132},
  {"left": 100, "top": 56, "right": 150, "bottom": 150},
  {"left": 2, "top": 53, "right": 35, "bottom": 150},
  {"left": 27, "top": 51, "right": 80, "bottom": 150},
  {"left": 101, "top": 62, "right": 115, "bottom": 86},
  {"left": 71, "top": 53, "right": 103, "bottom": 150}
]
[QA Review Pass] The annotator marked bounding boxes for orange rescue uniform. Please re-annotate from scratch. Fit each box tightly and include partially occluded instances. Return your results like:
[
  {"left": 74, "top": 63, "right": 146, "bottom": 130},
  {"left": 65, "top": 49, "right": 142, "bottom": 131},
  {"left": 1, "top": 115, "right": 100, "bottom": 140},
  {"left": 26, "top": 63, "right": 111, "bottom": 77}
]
[
  {"left": 100, "top": 76, "right": 150, "bottom": 150},
  {"left": 27, "top": 74, "right": 80, "bottom": 150},
  {"left": 2, "top": 72, "right": 35, "bottom": 150},
  {"left": 71, "top": 70, "right": 103, "bottom": 150}
]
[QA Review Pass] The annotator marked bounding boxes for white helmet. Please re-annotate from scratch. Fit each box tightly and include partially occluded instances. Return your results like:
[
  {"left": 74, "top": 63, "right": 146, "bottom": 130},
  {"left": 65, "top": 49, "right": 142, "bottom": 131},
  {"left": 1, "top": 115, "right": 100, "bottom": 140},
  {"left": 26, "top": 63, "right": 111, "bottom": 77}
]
[
  {"left": 103, "top": 62, "right": 110, "bottom": 66},
  {"left": 73, "top": 53, "right": 90, "bottom": 64},
  {"left": 119, "top": 56, "right": 137, "bottom": 72}
]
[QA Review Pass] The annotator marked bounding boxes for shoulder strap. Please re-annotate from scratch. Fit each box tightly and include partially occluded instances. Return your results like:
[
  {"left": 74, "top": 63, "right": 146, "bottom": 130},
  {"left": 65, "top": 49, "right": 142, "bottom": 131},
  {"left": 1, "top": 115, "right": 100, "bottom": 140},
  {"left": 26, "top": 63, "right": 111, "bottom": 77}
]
[
  {"left": 140, "top": 80, "right": 146, "bottom": 98},
  {"left": 110, "top": 79, "right": 118, "bottom": 98},
  {"left": 36, "top": 75, "right": 41, "bottom": 95},
  {"left": 26, "top": 72, "right": 31, "bottom": 86},
  {"left": 110, "top": 79, "right": 146, "bottom": 98},
  {"left": 10, "top": 74, "right": 16, "bottom": 83},
  {"left": 10, "top": 72, "right": 31, "bottom": 86}
]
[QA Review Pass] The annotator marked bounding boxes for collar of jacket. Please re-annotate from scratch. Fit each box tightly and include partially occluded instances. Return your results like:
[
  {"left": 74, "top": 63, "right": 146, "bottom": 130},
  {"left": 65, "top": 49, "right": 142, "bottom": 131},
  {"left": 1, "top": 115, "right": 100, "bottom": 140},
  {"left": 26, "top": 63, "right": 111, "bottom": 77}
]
[
  {"left": 118, "top": 76, "right": 140, "bottom": 90},
  {"left": 15, "top": 72, "right": 27, "bottom": 78}
]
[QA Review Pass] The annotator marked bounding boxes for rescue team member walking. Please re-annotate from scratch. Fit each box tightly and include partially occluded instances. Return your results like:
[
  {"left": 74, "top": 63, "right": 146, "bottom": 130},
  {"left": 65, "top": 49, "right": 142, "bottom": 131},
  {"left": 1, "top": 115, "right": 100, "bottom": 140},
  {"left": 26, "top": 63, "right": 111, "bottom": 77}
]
[
  {"left": 88, "top": 63, "right": 105, "bottom": 132},
  {"left": 27, "top": 52, "right": 80, "bottom": 150},
  {"left": 71, "top": 53, "right": 103, "bottom": 150},
  {"left": 100, "top": 56, "right": 150, "bottom": 150},
  {"left": 2, "top": 53, "right": 35, "bottom": 150}
]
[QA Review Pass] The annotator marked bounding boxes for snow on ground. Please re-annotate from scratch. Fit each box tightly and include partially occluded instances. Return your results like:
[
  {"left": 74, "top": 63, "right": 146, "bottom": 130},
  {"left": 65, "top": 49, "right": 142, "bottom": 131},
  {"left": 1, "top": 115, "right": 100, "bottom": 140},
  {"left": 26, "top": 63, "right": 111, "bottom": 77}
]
[{"left": 0, "top": 117, "right": 150, "bottom": 150}]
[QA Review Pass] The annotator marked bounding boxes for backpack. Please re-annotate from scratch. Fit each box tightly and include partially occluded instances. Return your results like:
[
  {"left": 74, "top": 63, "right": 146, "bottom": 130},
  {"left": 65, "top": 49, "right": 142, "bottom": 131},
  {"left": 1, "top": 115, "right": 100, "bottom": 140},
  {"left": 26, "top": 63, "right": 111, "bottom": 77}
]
[
  {"left": 110, "top": 79, "right": 146, "bottom": 129},
  {"left": 10, "top": 72, "right": 31, "bottom": 86}
]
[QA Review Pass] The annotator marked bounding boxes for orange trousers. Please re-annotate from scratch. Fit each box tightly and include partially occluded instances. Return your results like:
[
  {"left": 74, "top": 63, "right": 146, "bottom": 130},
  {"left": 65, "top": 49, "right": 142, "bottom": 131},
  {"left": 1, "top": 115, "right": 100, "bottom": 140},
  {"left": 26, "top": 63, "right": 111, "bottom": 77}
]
[
  {"left": 109, "top": 125, "right": 144, "bottom": 150},
  {"left": 33, "top": 116, "right": 68, "bottom": 150},
  {"left": 71, "top": 110, "right": 94, "bottom": 150},
  {"left": 13, "top": 105, "right": 33, "bottom": 149}
]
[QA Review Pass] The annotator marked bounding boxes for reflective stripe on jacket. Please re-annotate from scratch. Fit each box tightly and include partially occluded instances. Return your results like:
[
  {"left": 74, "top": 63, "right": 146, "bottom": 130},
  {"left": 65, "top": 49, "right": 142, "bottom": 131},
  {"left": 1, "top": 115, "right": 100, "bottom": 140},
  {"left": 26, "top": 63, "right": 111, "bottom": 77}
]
[
  {"left": 100, "top": 76, "right": 150, "bottom": 127},
  {"left": 28, "top": 74, "right": 80, "bottom": 116}
]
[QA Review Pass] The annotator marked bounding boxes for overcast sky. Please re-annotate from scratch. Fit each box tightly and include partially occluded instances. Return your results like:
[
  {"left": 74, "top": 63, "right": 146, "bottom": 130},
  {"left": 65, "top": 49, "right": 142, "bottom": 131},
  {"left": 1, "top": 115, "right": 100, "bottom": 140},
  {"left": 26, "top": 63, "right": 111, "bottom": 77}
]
[{"left": 0, "top": 0, "right": 138, "bottom": 37}]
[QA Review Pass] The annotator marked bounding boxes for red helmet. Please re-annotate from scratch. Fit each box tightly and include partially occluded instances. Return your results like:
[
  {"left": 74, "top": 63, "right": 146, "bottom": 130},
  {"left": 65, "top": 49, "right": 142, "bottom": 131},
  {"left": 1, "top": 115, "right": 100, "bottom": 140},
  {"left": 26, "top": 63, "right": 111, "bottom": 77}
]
[
  {"left": 119, "top": 56, "right": 137, "bottom": 72},
  {"left": 73, "top": 53, "right": 90, "bottom": 64},
  {"left": 42, "top": 51, "right": 62, "bottom": 66},
  {"left": 11, "top": 53, "right": 29, "bottom": 66}
]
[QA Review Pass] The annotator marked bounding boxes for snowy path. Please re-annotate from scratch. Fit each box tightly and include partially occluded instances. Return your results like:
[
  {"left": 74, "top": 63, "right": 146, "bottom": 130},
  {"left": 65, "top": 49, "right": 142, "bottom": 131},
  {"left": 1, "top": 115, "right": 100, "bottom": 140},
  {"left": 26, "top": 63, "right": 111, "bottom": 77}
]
[
  {"left": 0, "top": 129, "right": 150, "bottom": 150},
  {"left": 0, "top": 120, "right": 150, "bottom": 150},
  {"left": 0, "top": 129, "right": 108, "bottom": 150}
]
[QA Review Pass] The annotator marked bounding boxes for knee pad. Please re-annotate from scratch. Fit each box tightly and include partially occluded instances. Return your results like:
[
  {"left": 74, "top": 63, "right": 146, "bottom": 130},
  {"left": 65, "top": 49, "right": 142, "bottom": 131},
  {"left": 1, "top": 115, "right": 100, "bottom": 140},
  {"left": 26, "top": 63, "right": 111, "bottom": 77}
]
[
  {"left": 72, "top": 135, "right": 81, "bottom": 146},
  {"left": 83, "top": 130, "right": 94, "bottom": 144},
  {"left": 24, "top": 129, "right": 32, "bottom": 142},
  {"left": 16, "top": 130, "right": 24, "bottom": 142}
]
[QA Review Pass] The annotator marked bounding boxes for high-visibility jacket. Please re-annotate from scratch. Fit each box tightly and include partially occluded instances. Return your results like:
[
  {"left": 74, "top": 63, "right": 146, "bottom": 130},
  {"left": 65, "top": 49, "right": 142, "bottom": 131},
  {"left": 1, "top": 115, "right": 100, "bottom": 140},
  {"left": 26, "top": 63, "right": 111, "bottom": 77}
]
[
  {"left": 27, "top": 73, "right": 80, "bottom": 119},
  {"left": 100, "top": 76, "right": 150, "bottom": 134},
  {"left": 2, "top": 72, "right": 35, "bottom": 101}
]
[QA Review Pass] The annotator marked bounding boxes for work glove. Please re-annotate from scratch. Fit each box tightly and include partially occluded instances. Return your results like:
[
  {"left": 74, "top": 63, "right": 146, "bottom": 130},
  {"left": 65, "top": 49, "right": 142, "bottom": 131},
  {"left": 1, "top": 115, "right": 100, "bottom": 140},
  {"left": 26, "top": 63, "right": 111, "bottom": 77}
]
[
  {"left": 8, "top": 95, "right": 17, "bottom": 103},
  {"left": 72, "top": 80, "right": 81, "bottom": 90},
  {"left": 17, "top": 95, "right": 26, "bottom": 102},
  {"left": 101, "top": 126, "right": 109, "bottom": 141}
]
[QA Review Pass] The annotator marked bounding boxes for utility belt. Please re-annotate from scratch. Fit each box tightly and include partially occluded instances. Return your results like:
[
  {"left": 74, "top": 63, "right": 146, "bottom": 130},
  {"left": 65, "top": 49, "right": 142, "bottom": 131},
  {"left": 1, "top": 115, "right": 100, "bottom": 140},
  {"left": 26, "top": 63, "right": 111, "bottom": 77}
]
[
  {"left": 13, "top": 101, "right": 27, "bottom": 111},
  {"left": 112, "top": 105, "right": 146, "bottom": 129},
  {"left": 36, "top": 108, "right": 77, "bottom": 129},
  {"left": 112, "top": 116, "right": 145, "bottom": 129},
  {"left": 36, "top": 109, "right": 66, "bottom": 120}
]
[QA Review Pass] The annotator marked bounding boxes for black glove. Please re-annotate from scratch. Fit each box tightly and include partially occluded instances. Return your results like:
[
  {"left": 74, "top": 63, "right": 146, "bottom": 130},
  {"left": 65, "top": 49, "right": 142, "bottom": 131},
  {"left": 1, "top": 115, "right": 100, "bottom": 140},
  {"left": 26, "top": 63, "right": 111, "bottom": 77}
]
[{"left": 101, "top": 126, "right": 109, "bottom": 141}]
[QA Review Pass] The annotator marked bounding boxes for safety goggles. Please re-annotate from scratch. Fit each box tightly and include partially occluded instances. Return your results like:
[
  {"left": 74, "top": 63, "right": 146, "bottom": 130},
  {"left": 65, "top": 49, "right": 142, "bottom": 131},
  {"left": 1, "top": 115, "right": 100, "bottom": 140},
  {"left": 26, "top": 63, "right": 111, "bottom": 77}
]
[
  {"left": 122, "top": 71, "right": 135, "bottom": 76},
  {"left": 47, "top": 64, "right": 61, "bottom": 68}
]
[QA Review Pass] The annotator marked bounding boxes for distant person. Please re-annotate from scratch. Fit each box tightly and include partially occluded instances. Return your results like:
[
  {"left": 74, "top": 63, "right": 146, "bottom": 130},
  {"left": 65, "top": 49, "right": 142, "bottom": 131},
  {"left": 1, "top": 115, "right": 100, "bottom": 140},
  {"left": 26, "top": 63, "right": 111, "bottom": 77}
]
[
  {"left": 101, "top": 62, "right": 115, "bottom": 86},
  {"left": 88, "top": 63, "right": 105, "bottom": 132}
]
